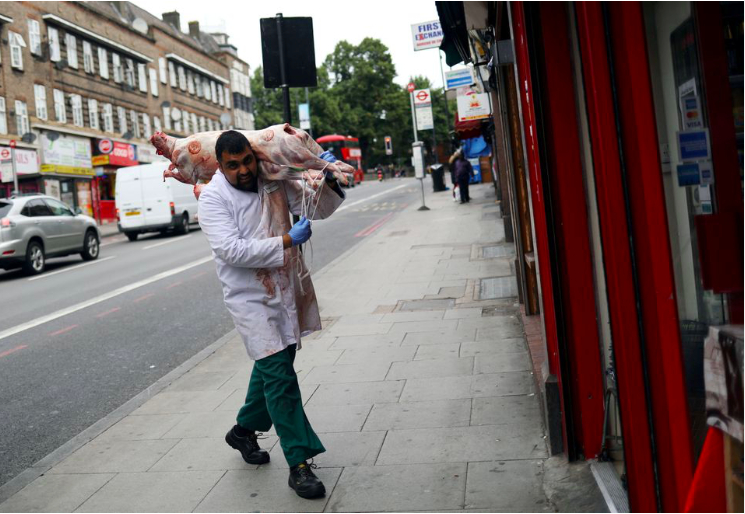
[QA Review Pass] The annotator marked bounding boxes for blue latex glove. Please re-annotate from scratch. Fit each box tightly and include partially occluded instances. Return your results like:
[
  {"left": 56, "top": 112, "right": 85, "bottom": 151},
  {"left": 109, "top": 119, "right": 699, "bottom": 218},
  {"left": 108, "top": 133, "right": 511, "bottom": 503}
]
[
  {"left": 318, "top": 151, "right": 338, "bottom": 182},
  {"left": 288, "top": 216, "right": 312, "bottom": 246}
]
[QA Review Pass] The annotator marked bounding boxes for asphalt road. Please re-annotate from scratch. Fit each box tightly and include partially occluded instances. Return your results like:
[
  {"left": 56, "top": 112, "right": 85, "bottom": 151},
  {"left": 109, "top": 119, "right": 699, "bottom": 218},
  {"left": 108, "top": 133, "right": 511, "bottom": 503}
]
[{"left": 0, "top": 177, "right": 424, "bottom": 487}]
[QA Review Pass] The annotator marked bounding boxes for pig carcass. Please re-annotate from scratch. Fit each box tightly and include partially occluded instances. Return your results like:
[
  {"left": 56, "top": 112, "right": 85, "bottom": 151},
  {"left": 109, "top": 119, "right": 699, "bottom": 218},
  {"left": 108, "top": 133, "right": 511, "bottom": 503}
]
[{"left": 150, "top": 124, "right": 355, "bottom": 187}]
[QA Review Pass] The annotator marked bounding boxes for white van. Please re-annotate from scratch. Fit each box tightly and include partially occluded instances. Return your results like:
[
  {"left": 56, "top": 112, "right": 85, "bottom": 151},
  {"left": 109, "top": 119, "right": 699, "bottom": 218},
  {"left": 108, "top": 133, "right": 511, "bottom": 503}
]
[{"left": 115, "top": 162, "right": 198, "bottom": 241}]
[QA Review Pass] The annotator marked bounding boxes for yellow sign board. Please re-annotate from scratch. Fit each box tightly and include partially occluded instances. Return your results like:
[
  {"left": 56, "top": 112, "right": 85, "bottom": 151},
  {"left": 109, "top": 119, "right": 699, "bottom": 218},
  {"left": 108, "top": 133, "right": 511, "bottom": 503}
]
[{"left": 40, "top": 164, "right": 95, "bottom": 177}]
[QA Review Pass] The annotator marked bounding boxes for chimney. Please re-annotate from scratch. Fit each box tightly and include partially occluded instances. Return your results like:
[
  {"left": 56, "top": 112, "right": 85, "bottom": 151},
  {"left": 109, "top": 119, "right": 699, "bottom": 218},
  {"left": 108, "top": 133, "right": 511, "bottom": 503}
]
[
  {"left": 188, "top": 21, "right": 200, "bottom": 39},
  {"left": 162, "top": 11, "right": 181, "bottom": 31}
]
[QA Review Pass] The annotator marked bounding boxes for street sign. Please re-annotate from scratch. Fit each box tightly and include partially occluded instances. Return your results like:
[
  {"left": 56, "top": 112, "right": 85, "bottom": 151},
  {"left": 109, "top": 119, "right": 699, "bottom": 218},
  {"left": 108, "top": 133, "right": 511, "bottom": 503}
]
[
  {"left": 445, "top": 68, "right": 475, "bottom": 90},
  {"left": 9, "top": 140, "right": 16, "bottom": 148},
  {"left": 0, "top": 148, "right": 9, "bottom": 160},
  {"left": 416, "top": 106, "right": 434, "bottom": 131},
  {"left": 384, "top": 136, "right": 393, "bottom": 156},
  {"left": 407, "top": 82, "right": 416, "bottom": 93},
  {"left": 411, "top": 20, "right": 443, "bottom": 51},
  {"left": 414, "top": 89, "right": 431, "bottom": 105},
  {"left": 298, "top": 103, "right": 311, "bottom": 130}
]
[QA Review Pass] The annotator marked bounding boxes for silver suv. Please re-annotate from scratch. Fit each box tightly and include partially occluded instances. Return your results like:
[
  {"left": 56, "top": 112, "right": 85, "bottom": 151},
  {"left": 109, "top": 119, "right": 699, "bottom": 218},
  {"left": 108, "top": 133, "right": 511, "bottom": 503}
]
[{"left": 0, "top": 194, "right": 100, "bottom": 275}]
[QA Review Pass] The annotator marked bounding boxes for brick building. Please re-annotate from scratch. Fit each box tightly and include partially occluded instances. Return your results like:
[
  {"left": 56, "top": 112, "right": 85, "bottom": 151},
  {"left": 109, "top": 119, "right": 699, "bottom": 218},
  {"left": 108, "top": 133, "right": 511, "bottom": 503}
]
[{"left": 0, "top": 1, "right": 253, "bottom": 223}]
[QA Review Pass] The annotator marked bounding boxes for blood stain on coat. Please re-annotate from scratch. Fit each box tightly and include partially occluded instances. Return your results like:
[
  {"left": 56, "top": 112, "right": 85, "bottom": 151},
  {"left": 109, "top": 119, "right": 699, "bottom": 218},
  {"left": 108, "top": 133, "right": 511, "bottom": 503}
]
[{"left": 256, "top": 269, "right": 276, "bottom": 298}]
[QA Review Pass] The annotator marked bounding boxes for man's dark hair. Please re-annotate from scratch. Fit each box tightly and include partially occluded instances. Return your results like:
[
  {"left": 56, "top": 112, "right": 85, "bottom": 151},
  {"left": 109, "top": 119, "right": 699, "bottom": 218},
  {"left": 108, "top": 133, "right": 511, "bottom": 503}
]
[{"left": 215, "top": 130, "right": 252, "bottom": 162}]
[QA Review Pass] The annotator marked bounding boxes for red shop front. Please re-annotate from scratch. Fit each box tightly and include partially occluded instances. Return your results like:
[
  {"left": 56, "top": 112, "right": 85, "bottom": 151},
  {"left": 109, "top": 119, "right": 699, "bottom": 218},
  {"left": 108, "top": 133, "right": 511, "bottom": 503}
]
[{"left": 91, "top": 138, "right": 138, "bottom": 224}]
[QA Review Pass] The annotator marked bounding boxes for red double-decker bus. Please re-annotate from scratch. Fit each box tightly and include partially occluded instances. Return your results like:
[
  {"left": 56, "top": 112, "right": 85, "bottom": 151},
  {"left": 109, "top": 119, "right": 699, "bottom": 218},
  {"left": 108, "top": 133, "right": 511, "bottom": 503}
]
[{"left": 315, "top": 134, "right": 364, "bottom": 185}]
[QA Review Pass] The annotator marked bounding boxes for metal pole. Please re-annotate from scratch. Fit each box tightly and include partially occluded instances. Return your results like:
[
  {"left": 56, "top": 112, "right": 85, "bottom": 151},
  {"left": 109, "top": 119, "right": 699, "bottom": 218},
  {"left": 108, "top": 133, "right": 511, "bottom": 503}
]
[
  {"left": 276, "top": 13, "right": 291, "bottom": 125},
  {"left": 409, "top": 91, "right": 419, "bottom": 142},
  {"left": 305, "top": 87, "right": 313, "bottom": 139},
  {"left": 439, "top": 50, "right": 452, "bottom": 133},
  {"left": 11, "top": 147, "right": 18, "bottom": 195}
]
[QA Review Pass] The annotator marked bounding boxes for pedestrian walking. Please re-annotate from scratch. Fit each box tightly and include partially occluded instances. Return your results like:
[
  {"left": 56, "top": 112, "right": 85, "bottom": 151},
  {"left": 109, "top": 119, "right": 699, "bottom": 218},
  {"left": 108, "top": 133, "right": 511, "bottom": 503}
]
[
  {"left": 197, "top": 130, "right": 345, "bottom": 499},
  {"left": 453, "top": 151, "right": 474, "bottom": 203}
]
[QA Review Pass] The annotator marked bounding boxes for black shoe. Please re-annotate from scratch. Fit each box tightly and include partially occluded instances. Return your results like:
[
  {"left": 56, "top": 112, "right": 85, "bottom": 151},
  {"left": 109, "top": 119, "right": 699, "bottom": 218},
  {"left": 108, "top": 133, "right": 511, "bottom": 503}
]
[
  {"left": 288, "top": 461, "right": 326, "bottom": 499},
  {"left": 225, "top": 426, "right": 270, "bottom": 465}
]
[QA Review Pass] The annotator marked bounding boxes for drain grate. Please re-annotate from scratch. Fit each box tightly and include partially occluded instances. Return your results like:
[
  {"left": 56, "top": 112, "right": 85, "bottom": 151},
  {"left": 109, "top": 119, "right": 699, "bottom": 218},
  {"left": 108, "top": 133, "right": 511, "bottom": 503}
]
[
  {"left": 479, "top": 277, "right": 518, "bottom": 300},
  {"left": 399, "top": 298, "right": 456, "bottom": 311},
  {"left": 482, "top": 244, "right": 515, "bottom": 259}
]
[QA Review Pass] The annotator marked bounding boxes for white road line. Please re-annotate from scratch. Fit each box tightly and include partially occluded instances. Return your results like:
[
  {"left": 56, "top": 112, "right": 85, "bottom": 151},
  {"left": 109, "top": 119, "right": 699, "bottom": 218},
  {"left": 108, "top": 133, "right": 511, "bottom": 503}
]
[
  {"left": 143, "top": 234, "right": 193, "bottom": 250},
  {"left": 0, "top": 256, "right": 213, "bottom": 343},
  {"left": 28, "top": 256, "right": 116, "bottom": 281},
  {"left": 336, "top": 183, "right": 410, "bottom": 213}
]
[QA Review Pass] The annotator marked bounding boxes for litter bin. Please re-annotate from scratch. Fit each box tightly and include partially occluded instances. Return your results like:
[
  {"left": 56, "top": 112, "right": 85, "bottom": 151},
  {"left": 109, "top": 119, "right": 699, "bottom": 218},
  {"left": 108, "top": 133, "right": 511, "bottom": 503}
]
[{"left": 431, "top": 164, "right": 447, "bottom": 192}]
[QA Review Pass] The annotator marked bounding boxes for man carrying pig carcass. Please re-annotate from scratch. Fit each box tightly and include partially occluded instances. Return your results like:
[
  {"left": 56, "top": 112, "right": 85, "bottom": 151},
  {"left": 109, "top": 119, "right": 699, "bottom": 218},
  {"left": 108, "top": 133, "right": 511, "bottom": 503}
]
[{"left": 197, "top": 130, "right": 345, "bottom": 499}]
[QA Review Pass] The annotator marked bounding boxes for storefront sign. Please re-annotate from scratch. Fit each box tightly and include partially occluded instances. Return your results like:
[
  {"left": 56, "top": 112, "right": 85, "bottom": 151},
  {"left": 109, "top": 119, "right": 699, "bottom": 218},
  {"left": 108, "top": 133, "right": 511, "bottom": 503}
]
[
  {"left": 411, "top": 20, "right": 443, "bottom": 52},
  {"left": 92, "top": 139, "right": 138, "bottom": 167},
  {"left": 0, "top": 148, "right": 40, "bottom": 182},
  {"left": 136, "top": 145, "right": 164, "bottom": 164},
  {"left": 445, "top": 68, "right": 475, "bottom": 90},
  {"left": 457, "top": 89, "right": 492, "bottom": 121},
  {"left": 676, "top": 162, "right": 701, "bottom": 186},
  {"left": 41, "top": 133, "right": 92, "bottom": 170},
  {"left": 40, "top": 164, "right": 95, "bottom": 176},
  {"left": 677, "top": 129, "right": 711, "bottom": 162}
]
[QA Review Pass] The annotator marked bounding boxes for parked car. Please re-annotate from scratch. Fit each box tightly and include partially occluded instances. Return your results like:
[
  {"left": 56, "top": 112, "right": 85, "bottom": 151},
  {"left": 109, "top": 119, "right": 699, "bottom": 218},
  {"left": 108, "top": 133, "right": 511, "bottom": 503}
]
[
  {"left": 115, "top": 162, "right": 198, "bottom": 241},
  {"left": 0, "top": 193, "right": 100, "bottom": 275}
]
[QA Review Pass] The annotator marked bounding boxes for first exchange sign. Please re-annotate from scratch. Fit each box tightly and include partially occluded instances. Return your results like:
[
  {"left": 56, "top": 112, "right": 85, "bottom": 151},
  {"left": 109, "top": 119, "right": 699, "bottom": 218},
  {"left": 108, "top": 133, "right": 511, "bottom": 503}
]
[{"left": 411, "top": 20, "right": 443, "bottom": 51}]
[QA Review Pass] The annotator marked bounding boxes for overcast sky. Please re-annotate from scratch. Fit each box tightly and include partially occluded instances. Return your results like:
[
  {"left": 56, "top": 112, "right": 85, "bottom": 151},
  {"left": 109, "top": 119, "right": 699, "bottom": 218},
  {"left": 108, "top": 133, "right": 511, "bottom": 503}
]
[{"left": 132, "top": 0, "right": 448, "bottom": 89}]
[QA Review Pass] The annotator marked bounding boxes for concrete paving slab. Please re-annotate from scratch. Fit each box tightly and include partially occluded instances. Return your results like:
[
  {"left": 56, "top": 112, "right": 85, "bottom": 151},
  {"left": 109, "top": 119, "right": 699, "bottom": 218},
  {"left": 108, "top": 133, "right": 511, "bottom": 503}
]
[
  {"left": 471, "top": 396, "right": 542, "bottom": 427},
  {"left": 387, "top": 357, "right": 474, "bottom": 381},
  {"left": 326, "top": 463, "right": 467, "bottom": 513},
  {"left": 326, "top": 323, "right": 393, "bottom": 337},
  {"left": 49, "top": 439, "right": 178, "bottom": 474},
  {"left": 376, "top": 425, "right": 547, "bottom": 466},
  {"left": 0, "top": 473, "right": 114, "bottom": 513},
  {"left": 443, "top": 308, "right": 484, "bottom": 319},
  {"left": 402, "top": 329, "right": 476, "bottom": 346},
  {"left": 305, "top": 403, "right": 372, "bottom": 433},
  {"left": 303, "top": 362, "right": 392, "bottom": 385},
  {"left": 306, "top": 381, "right": 404, "bottom": 407},
  {"left": 167, "top": 370, "right": 235, "bottom": 392},
  {"left": 129, "top": 389, "right": 234, "bottom": 416},
  {"left": 460, "top": 339, "right": 527, "bottom": 357},
  {"left": 267, "top": 431, "right": 386, "bottom": 469},
  {"left": 95, "top": 413, "right": 188, "bottom": 442},
  {"left": 465, "top": 460, "right": 551, "bottom": 512},
  {"left": 149, "top": 436, "right": 278, "bottom": 472},
  {"left": 216, "top": 369, "right": 251, "bottom": 393},
  {"left": 400, "top": 373, "right": 535, "bottom": 402},
  {"left": 161, "top": 410, "right": 238, "bottom": 439},
  {"left": 193, "top": 468, "right": 342, "bottom": 512},
  {"left": 476, "top": 325, "right": 525, "bottom": 341},
  {"left": 363, "top": 399, "right": 472, "bottom": 431},
  {"left": 335, "top": 345, "right": 417, "bottom": 365},
  {"left": 215, "top": 383, "right": 318, "bottom": 412},
  {"left": 458, "top": 315, "right": 523, "bottom": 331},
  {"left": 414, "top": 343, "right": 462, "bottom": 360},
  {"left": 293, "top": 348, "right": 344, "bottom": 369},
  {"left": 380, "top": 311, "right": 446, "bottom": 323},
  {"left": 389, "top": 320, "right": 459, "bottom": 333},
  {"left": 76, "top": 470, "right": 225, "bottom": 513},
  {"left": 474, "top": 353, "right": 533, "bottom": 374},
  {"left": 329, "top": 333, "right": 404, "bottom": 350}
]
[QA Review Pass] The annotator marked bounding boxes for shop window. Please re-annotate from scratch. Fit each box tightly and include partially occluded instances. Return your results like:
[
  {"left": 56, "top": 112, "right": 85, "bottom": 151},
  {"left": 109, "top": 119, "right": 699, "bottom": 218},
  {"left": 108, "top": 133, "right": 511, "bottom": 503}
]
[
  {"left": 53, "top": 89, "right": 66, "bottom": 123},
  {"left": 14, "top": 100, "right": 28, "bottom": 135},
  {"left": 9, "top": 32, "right": 26, "bottom": 70},
  {"left": 65, "top": 33, "right": 78, "bottom": 69},
  {"left": 34, "top": 84, "right": 47, "bottom": 121},
  {"left": 98, "top": 47, "right": 108, "bottom": 79},
  {"left": 27, "top": 19, "right": 41, "bottom": 56},
  {"left": 48, "top": 26, "right": 60, "bottom": 62}
]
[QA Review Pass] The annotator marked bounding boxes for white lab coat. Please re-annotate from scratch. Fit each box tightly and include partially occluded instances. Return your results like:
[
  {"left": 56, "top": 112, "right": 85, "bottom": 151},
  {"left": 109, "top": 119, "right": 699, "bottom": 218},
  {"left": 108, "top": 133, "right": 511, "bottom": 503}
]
[{"left": 198, "top": 169, "right": 345, "bottom": 360}]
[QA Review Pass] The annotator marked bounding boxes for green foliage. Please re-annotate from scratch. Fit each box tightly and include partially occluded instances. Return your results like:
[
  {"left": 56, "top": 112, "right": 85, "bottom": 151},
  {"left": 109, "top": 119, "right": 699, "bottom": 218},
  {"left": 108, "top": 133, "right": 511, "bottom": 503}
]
[{"left": 251, "top": 39, "right": 455, "bottom": 168}]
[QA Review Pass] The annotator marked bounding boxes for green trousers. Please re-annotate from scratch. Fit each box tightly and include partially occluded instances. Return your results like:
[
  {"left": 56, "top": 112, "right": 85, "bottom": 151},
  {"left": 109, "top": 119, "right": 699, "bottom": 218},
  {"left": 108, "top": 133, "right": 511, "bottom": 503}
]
[{"left": 236, "top": 344, "right": 325, "bottom": 467}]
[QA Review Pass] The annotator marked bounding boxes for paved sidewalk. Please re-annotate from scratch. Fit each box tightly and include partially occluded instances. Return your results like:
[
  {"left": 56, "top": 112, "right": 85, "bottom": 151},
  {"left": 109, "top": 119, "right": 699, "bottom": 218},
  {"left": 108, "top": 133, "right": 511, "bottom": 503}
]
[{"left": 0, "top": 181, "right": 562, "bottom": 513}]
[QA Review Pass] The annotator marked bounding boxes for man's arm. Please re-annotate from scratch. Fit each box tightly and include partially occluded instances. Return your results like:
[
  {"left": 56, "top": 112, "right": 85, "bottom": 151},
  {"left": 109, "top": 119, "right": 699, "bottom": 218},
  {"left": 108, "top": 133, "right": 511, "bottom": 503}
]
[
  {"left": 198, "top": 189, "right": 286, "bottom": 268},
  {"left": 285, "top": 178, "right": 345, "bottom": 220}
]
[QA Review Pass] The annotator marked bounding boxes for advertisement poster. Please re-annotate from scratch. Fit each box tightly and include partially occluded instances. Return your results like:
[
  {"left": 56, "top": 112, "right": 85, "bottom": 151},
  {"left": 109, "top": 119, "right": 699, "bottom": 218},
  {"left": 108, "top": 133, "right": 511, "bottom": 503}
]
[
  {"left": 0, "top": 148, "right": 40, "bottom": 182},
  {"left": 457, "top": 89, "right": 492, "bottom": 121}
]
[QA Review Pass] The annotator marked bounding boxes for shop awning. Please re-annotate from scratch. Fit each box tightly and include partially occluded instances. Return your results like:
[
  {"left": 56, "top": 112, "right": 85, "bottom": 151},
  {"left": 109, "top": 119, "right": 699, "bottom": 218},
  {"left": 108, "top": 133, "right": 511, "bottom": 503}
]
[
  {"left": 454, "top": 112, "right": 482, "bottom": 139},
  {"left": 436, "top": 1, "right": 470, "bottom": 67}
]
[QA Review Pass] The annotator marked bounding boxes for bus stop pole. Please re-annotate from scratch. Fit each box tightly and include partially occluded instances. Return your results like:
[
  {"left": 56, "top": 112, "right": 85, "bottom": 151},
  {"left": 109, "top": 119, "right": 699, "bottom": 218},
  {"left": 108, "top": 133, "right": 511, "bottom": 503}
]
[{"left": 276, "top": 13, "right": 291, "bottom": 125}]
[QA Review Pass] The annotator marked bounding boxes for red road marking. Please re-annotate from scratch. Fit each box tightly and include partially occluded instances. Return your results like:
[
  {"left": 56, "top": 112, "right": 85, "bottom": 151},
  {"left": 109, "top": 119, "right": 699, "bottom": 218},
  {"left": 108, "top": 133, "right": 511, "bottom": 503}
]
[
  {"left": 189, "top": 271, "right": 208, "bottom": 281},
  {"left": 50, "top": 325, "right": 78, "bottom": 337},
  {"left": 0, "top": 345, "right": 27, "bottom": 359},
  {"left": 96, "top": 307, "right": 121, "bottom": 318},
  {"left": 166, "top": 281, "right": 182, "bottom": 290},
  {"left": 134, "top": 293, "right": 154, "bottom": 303},
  {"left": 355, "top": 213, "right": 394, "bottom": 237}
]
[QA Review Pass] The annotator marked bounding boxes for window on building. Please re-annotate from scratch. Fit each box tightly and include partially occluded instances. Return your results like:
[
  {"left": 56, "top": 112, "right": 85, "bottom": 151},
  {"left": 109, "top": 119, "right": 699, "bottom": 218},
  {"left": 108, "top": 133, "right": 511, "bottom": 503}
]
[
  {"left": 182, "top": 111, "right": 190, "bottom": 134},
  {"left": 9, "top": 32, "right": 26, "bottom": 70},
  {"left": 27, "top": 19, "right": 41, "bottom": 56},
  {"left": 117, "top": 106, "right": 127, "bottom": 133},
  {"left": 153, "top": 115, "right": 161, "bottom": 133},
  {"left": 204, "top": 78, "right": 212, "bottom": 101},
  {"left": 168, "top": 61, "right": 177, "bottom": 87},
  {"left": 162, "top": 106, "right": 171, "bottom": 130},
  {"left": 178, "top": 65, "right": 186, "bottom": 91},
  {"left": 187, "top": 70, "right": 195, "bottom": 95},
  {"left": 138, "top": 63, "right": 147, "bottom": 93},
  {"left": 130, "top": 110, "right": 140, "bottom": 139},
  {"left": 70, "top": 94, "right": 83, "bottom": 127},
  {"left": 199, "top": 115, "right": 206, "bottom": 132},
  {"left": 65, "top": 33, "right": 78, "bottom": 69},
  {"left": 83, "top": 41, "right": 94, "bottom": 74},
  {"left": 174, "top": 117, "right": 182, "bottom": 133},
  {"left": 210, "top": 81, "right": 217, "bottom": 104},
  {"left": 195, "top": 75, "right": 203, "bottom": 97},
  {"left": 15, "top": 101, "right": 29, "bottom": 135},
  {"left": 0, "top": 98, "right": 7, "bottom": 135},
  {"left": 224, "top": 87, "right": 230, "bottom": 109},
  {"left": 88, "top": 99, "right": 98, "bottom": 130},
  {"left": 149, "top": 68, "right": 158, "bottom": 97},
  {"left": 159, "top": 57, "right": 167, "bottom": 84},
  {"left": 217, "top": 84, "right": 224, "bottom": 106},
  {"left": 125, "top": 58, "right": 135, "bottom": 88},
  {"left": 34, "top": 84, "right": 47, "bottom": 120},
  {"left": 102, "top": 103, "right": 113, "bottom": 132},
  {"left": 98, "top": 47, "right": 108, "bottom": 79},
  {"left": 48, "top": 26, "right": 61, "bottom": 62},
  {"left": 142, "top": 113, "right": 151, "bottom": 140},
  {"left": 112, "top": 53, "right": 122, "bottom": 83},
  {"left": 53, "top": 89, "right": 66, "bottom": 123},
  {"left": 231, "top": 69, "right": 240, "bottom": 91},
  {"left": 191, "top": 113, "right": 198, "bottom": 135}
]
